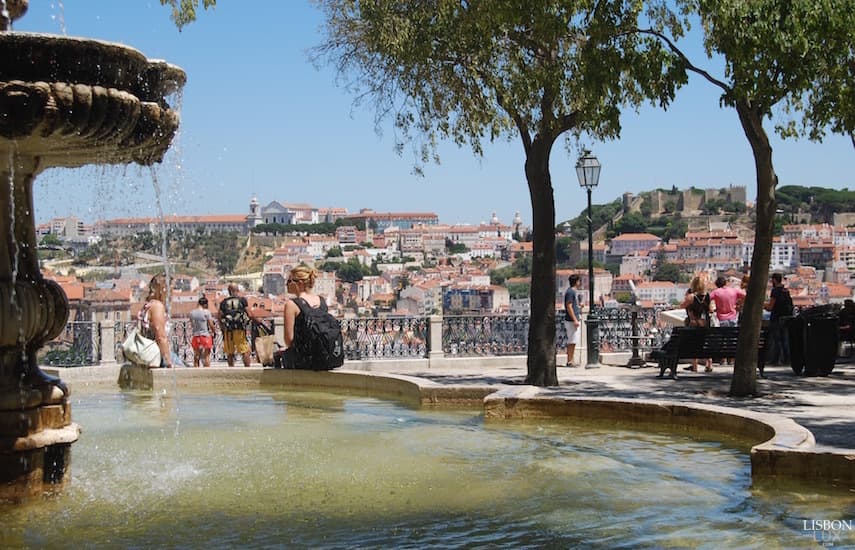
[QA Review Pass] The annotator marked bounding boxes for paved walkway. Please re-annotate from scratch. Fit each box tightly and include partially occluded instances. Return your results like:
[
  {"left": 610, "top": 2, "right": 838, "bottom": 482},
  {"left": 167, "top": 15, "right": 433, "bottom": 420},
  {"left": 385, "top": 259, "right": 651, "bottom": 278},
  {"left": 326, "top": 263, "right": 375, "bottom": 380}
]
[{"left": 368, "top": 359, "right": 855, "bottom": 451}]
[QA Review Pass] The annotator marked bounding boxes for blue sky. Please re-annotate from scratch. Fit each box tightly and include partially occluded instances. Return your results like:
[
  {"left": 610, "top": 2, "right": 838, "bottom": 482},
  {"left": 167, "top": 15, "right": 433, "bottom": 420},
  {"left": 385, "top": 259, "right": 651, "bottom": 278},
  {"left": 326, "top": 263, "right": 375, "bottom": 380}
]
[{"left": 18, "top": 1, "right": 855, "bottom": 227}]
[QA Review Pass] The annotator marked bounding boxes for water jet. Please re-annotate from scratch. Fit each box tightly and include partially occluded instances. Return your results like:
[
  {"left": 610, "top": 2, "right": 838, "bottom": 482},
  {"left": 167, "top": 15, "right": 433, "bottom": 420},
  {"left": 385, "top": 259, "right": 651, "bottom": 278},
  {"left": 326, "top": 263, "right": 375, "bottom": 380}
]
[{"left": 0, "top": 0, "right": 184, "bottom": 502}]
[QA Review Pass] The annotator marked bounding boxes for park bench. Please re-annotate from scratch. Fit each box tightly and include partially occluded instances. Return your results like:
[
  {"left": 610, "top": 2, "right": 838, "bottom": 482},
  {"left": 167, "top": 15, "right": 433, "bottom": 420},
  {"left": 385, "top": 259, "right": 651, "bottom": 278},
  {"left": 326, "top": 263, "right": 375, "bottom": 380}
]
[{"left": 653, "top": 326, "right": 768, "bottom": 379}]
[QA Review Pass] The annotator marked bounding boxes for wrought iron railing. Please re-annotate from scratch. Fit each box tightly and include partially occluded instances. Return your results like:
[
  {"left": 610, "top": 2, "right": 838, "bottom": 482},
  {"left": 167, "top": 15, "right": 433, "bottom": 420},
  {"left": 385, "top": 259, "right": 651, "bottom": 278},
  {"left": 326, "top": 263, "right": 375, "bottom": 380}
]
[
  {"left": 443, "top": 314, "right": 529, "bottom": 356},
  {"left": 41, "top": 321, "right": 100, "bottom": 367},
  {"left": 596, "top": 306, "right": 672, "bottom": 353},
  {"left": 54, "top": 306, "right": 675, "bottom": 365},
  {"left": 340, "top": 316, "right": 429, "bottom": 359},
  {"left": 444, "top": 307, "right": 673, "bottom": 357}
]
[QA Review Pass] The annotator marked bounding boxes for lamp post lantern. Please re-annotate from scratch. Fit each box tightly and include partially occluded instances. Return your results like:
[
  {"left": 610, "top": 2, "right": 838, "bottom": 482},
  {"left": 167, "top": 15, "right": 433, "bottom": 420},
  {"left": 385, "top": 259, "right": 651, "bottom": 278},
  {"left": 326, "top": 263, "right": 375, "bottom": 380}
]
[{"left": 576, "top": 151, "right": 601, "bottom": 368}]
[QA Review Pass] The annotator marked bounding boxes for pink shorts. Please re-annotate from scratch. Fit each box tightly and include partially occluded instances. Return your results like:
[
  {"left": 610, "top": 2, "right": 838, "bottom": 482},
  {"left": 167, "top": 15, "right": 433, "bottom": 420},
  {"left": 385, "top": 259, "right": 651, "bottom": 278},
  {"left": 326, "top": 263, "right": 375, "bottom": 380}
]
[{"left": 192, "top": 335, "right": 213, "bottom": 351}]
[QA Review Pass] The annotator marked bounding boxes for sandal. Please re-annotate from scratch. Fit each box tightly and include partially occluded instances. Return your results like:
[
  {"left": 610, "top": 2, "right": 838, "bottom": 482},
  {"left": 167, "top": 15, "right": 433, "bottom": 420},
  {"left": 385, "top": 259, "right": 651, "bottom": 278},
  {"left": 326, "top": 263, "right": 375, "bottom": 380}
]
[{"left": 704, "top": 366, "right": 713, "bottom": 373}]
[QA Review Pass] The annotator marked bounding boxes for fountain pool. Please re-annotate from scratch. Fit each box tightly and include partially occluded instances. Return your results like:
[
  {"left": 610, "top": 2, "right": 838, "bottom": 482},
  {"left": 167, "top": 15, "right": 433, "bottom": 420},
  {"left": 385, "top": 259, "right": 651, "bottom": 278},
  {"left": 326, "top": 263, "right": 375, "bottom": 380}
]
[{"left": 2, "top": 384, "right": 851, "bottom": 548}]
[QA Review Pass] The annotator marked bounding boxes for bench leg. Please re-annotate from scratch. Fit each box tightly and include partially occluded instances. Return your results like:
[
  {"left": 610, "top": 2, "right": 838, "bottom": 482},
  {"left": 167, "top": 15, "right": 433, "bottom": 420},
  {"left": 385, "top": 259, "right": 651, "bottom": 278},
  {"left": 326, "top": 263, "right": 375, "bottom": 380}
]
[{"left": 657, "top": 359, "right": 677, "bottom": 379}]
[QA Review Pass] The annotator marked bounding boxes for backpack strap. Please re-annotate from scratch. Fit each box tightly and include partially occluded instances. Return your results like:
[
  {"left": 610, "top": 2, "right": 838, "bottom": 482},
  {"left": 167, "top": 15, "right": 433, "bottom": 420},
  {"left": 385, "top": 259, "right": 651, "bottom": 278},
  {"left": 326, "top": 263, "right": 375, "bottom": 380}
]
[
  {"left": 293, "top": 296, "right": 326, "bottom": 313},
  {"left": 292, "top": 296, "right": 309, "bottom": 315}
]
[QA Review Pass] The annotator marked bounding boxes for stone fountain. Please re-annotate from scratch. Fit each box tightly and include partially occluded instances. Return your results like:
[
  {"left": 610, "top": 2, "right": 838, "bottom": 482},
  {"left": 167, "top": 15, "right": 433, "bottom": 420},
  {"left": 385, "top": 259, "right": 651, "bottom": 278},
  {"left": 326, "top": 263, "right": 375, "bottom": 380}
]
[{"left": 0, "top": 0, "right": 185, "bottom": 502}]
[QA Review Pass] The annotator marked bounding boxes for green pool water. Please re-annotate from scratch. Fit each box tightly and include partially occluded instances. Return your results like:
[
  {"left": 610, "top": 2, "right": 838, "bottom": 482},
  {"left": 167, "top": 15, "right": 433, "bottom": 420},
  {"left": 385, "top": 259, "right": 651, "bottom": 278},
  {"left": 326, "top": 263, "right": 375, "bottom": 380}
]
[{"left": 2, "top": 387, "right": 852, "bottom": 548}]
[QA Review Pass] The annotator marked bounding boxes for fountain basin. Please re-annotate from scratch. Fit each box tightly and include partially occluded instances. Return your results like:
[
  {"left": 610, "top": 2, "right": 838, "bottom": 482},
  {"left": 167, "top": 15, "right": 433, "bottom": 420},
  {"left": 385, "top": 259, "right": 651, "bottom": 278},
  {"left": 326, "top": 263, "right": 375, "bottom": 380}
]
[
  {"left": 60, "top": 366, "right": 855, "bottom": 489},
  {"left": 0, "top": 33, "right": 185, "bottom": 168},
  {"left": 4, "top": 370, "right": 852, "bottom": 547}
]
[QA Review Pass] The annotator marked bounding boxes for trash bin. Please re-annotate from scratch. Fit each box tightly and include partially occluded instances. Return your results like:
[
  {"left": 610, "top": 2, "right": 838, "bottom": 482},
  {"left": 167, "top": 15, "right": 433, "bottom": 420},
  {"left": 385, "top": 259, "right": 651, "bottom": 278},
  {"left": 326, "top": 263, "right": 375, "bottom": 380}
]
[
  {"left": 789, "top": 305, "right": 838, "bottom": 376},
  {"left": 788, "top": 315, "right": 804, "bottom": 374}
]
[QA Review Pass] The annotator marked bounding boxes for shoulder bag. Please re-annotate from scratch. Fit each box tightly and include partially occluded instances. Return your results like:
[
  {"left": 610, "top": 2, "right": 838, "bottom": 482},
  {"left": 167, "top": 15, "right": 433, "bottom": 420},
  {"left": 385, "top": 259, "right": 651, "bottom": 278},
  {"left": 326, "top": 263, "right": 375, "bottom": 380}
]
[{"left": 122, "top": 328, "right": 162, "bottom": 367}]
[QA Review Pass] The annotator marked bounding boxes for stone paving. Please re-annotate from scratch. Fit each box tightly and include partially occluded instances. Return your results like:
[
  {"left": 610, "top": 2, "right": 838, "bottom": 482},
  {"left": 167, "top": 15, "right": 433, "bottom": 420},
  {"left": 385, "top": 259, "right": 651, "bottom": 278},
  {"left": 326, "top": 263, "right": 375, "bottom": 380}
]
[{"left": 366, "top": 359, "right": 855, "bottom": 451}]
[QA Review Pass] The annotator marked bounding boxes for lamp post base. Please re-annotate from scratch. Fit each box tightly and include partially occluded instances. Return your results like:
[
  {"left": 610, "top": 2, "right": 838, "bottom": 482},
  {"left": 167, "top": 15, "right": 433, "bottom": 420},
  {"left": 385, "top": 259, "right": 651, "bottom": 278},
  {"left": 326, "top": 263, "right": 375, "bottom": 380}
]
[
  {"left": 585, "top": 315, "right": 601, "bottom": 369},
  {"left": 626, "top": 308, "right": 646, "bottom": 369}
]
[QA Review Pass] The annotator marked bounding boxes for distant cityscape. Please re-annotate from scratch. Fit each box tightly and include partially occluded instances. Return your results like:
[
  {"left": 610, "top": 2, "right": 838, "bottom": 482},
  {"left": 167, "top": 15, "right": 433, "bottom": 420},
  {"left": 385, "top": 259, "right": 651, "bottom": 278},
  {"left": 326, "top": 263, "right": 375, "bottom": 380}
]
[{"left": 37, "top": 187, "right": 855, "bottom": 329}]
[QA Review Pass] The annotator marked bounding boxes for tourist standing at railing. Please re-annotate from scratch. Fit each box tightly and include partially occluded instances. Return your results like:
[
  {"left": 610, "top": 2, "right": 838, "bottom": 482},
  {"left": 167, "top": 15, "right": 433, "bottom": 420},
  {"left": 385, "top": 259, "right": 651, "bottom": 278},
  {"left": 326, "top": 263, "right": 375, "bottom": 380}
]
[
  {"left": 710, "top": 276, "right": 745, "bottom": 329},
  {"left": 764, "top": 272, "right": 792, "bottom": 366},
  {"left": 190, "top": 295, "right": 216, "bottom": 368},
  {"left": 563, "top": 274, "right": 582, "bottom": 368},
  {"left": 681, "top": 276, "right": 713, "bottom": 373},
  {"left": 219, "top": 284, "right": 253, "bottom": 367},
  {"left": 140, "top": 273, "right": 173, "bottom": 369},
  {"left": 709, "top": 276, "right": 746, "bottom": 366}
]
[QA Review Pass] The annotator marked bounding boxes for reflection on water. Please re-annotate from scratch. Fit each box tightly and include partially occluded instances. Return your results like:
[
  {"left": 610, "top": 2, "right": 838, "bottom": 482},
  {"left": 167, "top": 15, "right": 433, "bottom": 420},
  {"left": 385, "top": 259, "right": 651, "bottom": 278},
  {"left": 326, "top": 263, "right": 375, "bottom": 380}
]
[{"left": 2, "top": 387, "right": 853, "bottom": 548}]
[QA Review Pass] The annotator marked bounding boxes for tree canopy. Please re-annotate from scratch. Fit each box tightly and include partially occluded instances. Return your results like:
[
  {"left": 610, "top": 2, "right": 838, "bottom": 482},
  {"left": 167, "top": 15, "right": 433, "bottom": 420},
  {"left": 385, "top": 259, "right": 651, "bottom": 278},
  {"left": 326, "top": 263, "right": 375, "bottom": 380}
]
[
  {"left": 313, "top": 1, "right": 688, "bottom": 385},
  {"left": 643, "top": 0, "right": 855, "bottom": 395},
  {"left": 160, "top": 0, "right": 216, "bottom": 30}
]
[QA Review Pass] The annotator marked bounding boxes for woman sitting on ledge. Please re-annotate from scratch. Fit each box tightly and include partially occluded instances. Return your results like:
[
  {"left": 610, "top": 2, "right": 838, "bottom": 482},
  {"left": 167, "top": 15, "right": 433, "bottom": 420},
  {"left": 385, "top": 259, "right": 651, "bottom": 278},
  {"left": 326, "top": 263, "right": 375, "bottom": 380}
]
[{"left": 280, "top": 265, "right": 342, "bottom": 370}]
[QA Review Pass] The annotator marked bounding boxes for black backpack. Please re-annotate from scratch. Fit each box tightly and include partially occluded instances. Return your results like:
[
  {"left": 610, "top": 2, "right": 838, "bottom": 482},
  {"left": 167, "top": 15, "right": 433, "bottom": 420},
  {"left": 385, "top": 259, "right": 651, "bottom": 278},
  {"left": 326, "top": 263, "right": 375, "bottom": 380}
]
[
  {"left": 293, "top": 297, "right": 344, "bottom": 371},
  {"left": 220, "top": 296, "right": 249, "bottom": 331}
]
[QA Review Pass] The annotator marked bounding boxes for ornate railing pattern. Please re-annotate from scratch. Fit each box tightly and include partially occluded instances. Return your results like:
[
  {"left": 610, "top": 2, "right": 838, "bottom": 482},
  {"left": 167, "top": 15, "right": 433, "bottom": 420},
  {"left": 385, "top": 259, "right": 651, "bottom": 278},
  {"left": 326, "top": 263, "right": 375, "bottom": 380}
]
[
  {"left": 444, "top": 307, "right": 672, "bottom": 357},
  {"left": 443, "top": 315, "right": 529, "bottom": 356},
  {"left": 115, "top": 316, "right": 431, "bottom": 363},
  {"left": 340, "top": 317, "right": 429, "bottom": 360},
  {"left": 40, "top": 321, "right": 100, "bottom": 367},
  {"left": 596, "top": 306, "right": 672, "bottom": 353},
  {"left": 51, "top": 307, "right": 674, "bottom": 364}
]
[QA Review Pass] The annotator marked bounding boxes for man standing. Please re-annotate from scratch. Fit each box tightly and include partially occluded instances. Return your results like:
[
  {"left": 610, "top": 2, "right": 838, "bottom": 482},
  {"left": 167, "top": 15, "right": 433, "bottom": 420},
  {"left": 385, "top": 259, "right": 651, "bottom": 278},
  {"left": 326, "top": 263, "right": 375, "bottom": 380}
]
[
  {"left": 219, "top": 283, "right": 252, "bottom": 367},
  {"left": 563, "top": 274, "right": 582, "bottom": 368},
  {"left": 190, "top": 295, "right": 216, "bottom": 367},
  {"left": 764, "top": 272, "right": 792, "bottom": 366},
  {"left": 710, "top": 275, "right": 746, "bottom": 366},
  {"left": 710, "top": 276, "right": 746, "bottom": 328}
]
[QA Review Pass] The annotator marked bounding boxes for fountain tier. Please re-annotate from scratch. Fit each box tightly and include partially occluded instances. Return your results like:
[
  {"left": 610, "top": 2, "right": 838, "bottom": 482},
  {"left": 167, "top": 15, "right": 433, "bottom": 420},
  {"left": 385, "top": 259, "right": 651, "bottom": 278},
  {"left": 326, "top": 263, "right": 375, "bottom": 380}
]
[{"left": 0, "top": 29, "right": 185, "bottom": 502}]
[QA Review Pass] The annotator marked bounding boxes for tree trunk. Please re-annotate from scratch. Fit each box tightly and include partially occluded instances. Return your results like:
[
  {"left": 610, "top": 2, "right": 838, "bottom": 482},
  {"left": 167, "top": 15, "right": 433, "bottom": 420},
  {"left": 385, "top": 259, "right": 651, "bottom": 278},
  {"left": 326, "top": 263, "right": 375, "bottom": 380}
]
[
  {"left": 524, "top": 138, "right": 558, "bottom": 386},
  {"left": 732, "top": 101, "right": 777, "bottom": 397}
]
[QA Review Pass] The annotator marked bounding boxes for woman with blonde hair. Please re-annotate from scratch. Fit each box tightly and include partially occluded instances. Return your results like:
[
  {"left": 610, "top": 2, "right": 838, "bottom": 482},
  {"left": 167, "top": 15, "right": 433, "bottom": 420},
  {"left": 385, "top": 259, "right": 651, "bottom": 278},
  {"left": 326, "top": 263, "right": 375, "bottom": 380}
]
[
  {"left": 139, "top": 273, "right": 173, "bottom": 368},
  {"left": 281, "top": 265, "right": 340, "bottom": 370},
  {"left": 680, "top": 275, "right": 712, "bottom": 372},
  {"left": 283, "top": 266, "right": 322, "bottom": 350}
]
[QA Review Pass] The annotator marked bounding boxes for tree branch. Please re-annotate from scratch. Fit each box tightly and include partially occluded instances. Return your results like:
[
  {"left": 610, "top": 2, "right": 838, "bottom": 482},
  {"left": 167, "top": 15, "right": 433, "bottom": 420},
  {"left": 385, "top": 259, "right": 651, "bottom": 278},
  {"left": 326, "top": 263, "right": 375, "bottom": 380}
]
[
  {"left": 634, "top": 27, "right": 733, "bottom": 96},
  {"left": 496, "top": 89, "right": 532, "bottom": 153},
  {"left": 559, "top": 111, "right": 579, "bottom": 135}
]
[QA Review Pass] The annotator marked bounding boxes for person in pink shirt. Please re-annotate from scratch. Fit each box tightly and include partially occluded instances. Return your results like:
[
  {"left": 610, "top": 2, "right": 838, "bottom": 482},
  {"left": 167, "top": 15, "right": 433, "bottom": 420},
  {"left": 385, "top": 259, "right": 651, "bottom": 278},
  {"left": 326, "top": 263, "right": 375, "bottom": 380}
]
[{"left": 710, "top": 275, "right": 747, "bottom": 328}]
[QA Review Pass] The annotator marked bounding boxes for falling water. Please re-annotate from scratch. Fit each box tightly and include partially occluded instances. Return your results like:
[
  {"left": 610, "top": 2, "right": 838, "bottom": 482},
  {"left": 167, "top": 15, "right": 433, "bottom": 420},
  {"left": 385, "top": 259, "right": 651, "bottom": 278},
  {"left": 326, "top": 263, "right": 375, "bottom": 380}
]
[
  {"left": 5, "top": 147, "right": 27, "bottom": 404},
  {"left": 49, "top": 1, "right": 67, "bottom": 35},
  {"left": 149, "top": 78, "right": 187, "bottom": 430},
  {"left": 148, "top": 166, "right": 184, "bottom": 435}
]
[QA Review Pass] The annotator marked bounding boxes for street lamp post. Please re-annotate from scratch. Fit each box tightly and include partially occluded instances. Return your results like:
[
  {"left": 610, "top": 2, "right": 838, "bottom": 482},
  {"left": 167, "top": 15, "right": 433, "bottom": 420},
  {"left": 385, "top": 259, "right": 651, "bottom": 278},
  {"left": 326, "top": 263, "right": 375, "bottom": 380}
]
[{"left": 576, "top": 151, "right": 601, "bottom": 369}]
